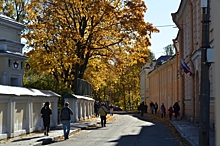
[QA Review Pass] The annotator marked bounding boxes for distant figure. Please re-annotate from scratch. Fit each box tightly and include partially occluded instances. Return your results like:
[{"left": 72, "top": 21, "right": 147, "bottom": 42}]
[
  {"left": 150, "top": 101, "right": 155, "bottom": 114},
  {"left": 160, "top": 103, "right": 166, "bottom": 118},
  {"left": 154, "top": 102, "right": 158, "bottom": 114},
  {"left": 144, "top": 104, "right": 148, "bottom": 113},
  {"left": 41, "top": 101, "right": 52, "bottom": 136},
  {"left": 60, "top": 102, "right": 73, "bottom": 140},
  {"left": 99, "top": 102, "right": 109, "bottom": 127},
  {"left": 94, "top": 101, "right": 100, "bottom": 117},
  {"left": 109, "top": 104, "right": 114, "bottom": 116},
  {"left": 139, "top": 102, "right": 146, "bottom": 116},
  {"left": 168, "top": 106, "right": 174, "bottom": 120},
  {"left": 173, "top": 102, "right": 180, "bottom": 119}
]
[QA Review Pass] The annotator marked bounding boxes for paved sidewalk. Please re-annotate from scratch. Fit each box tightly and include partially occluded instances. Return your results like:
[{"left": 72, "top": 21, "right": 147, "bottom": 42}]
[
  {"left": 0, "top": 113, "right": 215, "bottom": 146},
  {"left": 170, "top": 119, "right": 215, "bottom": 146},
  {"left": 0, "top": 117, "right": 102, "bottom": 146}
]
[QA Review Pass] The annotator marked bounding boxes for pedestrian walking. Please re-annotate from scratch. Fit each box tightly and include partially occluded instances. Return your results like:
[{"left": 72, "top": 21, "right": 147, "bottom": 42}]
[
  {"left": 173, "top": 102, "right": 180, "bottom": 119},
  {"left": 94, "top": 101, "right": 100, "bottom": 117},
  {"left": 154, "top": 102, "right": 158, "bottom": 114},
  {"left": 139, "top": 102, "right": 146, "bottom": 116},
  {"left": 99, "top": 102, "right": 109, "bottom": 127},
  {"left": 150, "top": 101, "right": 155, "bottom": 114},
  {"left": 41, "top": 101, "right": 52, "bottom": 136},
  {"left": 168, "top": 106, "right": 173, "bottom": 120},
  {"left": 60, "top": 102, "right": 73, "bottom": 140},
  {"left": 144, "top": 104, "right": 148, "bottom": 113},
  {"left": 160, "top": 103, "right": 166, "bottom": 118}
]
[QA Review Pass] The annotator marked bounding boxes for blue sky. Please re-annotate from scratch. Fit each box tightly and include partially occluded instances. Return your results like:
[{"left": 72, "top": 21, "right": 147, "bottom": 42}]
[{"left": 144, "top": 0, "right": 181, "bottom": 59}]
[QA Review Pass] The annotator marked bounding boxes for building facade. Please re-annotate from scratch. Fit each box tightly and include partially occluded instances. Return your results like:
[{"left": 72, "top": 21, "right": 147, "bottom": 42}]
[
  {"left": 172, "top": 0, "right": 215, "bottom": 129},
  {"left": 0, "top": 13, "right": 28, "bottom": 87},
  {"left": 147, "top": 56, "right": 180, "bottom": 112}
]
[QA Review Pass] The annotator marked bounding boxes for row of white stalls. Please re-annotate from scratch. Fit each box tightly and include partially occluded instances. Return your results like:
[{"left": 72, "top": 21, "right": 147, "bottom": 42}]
[
  {"left": 0, "top": 85, "right": 94, "bottom": 140},
  {"left": 63, "top": 94, "right": 95, "bottom": 122}
]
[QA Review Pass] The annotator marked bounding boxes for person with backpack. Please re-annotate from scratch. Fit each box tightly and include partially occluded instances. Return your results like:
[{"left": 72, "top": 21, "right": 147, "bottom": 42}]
[
  {"left": 60, "top": 102, "right": 73, "bottom": 140},
  {"left": 98, "top": 102, "right": 109, "bottom": 127}
]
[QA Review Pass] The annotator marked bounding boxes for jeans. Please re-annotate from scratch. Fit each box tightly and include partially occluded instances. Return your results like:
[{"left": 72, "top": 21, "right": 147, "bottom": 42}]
[
  {"left": 62, "top": 120, "right": 71, "bottom": 138},
  {"left": 100, "top": 116, "right": 106, "bottom": 127}
]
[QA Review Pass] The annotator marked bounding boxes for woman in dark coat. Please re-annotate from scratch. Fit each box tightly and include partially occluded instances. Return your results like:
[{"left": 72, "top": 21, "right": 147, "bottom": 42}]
[
  {"left": 173, "top": 102, "right": 180, "bottom": 119},
  {"left": 139, "top": 102, "right": 146, "bottom": 116},
  {"left": 41, "top": 101, "right": 52, "bottom": 136}
]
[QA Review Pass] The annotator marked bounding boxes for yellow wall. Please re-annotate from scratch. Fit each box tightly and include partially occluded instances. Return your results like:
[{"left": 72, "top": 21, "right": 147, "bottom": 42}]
[{"left": 148, "top": 56, "right": 179, "bottom": 111}]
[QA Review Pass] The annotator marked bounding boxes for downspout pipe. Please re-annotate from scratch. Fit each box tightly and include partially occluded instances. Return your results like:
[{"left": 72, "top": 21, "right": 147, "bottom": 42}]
[
  {"left": 173, "top": 39, "right": 179, "bottom": 107},
  {"left": 171, "top": 13, "right": 185, "bottom": 118}
]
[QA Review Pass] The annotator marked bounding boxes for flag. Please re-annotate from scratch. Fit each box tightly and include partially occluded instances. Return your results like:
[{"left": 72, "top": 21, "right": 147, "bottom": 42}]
[{"left": 181, "top": 59, "right": 193, "bottom": 75}]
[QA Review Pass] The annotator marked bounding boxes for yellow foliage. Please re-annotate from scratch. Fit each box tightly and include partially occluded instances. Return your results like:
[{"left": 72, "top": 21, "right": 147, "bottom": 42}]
[{"left": 23, "top": 0, "right": 159, "bottom": 91}]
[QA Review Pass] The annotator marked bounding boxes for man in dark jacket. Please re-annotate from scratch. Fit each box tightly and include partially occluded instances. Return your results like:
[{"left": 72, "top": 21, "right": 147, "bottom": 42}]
[
  {"left": 139, "top": 102, "right": 146, "bottom": 116},
  {"left": 173, "top": 102, "right": 180, "bottom": 119},
  {"left": 60, "top": 102, "right": 73, "bottom": 140},
  {"left": 94, "top": 101, "right": 100, "bottom": 117}
]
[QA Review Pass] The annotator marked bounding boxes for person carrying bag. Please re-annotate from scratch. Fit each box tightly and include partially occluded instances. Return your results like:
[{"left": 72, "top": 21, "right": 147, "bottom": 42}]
[{"left": 98, "top": 102, "right": 109, "bottom": 127}]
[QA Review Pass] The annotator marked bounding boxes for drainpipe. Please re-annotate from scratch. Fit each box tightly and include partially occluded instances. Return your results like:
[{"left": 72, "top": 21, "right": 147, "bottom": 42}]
[
  {"left": 173, "top": 39, "right": 179, "bottom": 106},
  {"left": 171, "top": 13, "right": 185, "bottom": 118},
  {"left": 186, "top": 0, "right": 195, "bottom": 123}
]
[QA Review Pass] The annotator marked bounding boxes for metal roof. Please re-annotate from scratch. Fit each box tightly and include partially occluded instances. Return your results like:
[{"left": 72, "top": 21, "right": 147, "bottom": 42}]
[
  {"left": 0, "top": 85, "right": 60, "bottom": 97},
  {"left": 64, "top": 94, "right": 94, "bottom": 101}
]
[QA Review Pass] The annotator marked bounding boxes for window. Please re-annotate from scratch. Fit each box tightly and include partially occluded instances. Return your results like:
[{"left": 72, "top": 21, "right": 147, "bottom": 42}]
[{"left": 10, "top": 74, "right": 22, "bottom": 87}]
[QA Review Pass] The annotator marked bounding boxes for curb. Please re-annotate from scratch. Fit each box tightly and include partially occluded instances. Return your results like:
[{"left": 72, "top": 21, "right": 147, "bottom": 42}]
[
  {"left": 32, "top": 121, "right": 99, "bottom": 145},
  {"left": 169, "top": 122, "right": 197, "bottom": 146}
]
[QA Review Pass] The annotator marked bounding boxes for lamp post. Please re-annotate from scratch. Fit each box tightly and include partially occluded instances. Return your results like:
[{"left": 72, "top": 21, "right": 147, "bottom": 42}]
[{"left": 199, "top": 0, "right": 210, "bottom": 145}]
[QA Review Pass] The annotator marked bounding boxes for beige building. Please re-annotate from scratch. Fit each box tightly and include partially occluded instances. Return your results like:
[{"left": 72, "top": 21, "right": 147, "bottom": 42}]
[
  {"left": 147, "top": 55, "right": 180, "bottom": 112},
  {"left": 172, "top": 0, "right": 215, "bottom": 129}
]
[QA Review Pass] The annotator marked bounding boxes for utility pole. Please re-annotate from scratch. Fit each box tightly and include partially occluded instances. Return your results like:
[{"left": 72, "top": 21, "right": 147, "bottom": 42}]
[{"left": 199, "top": 0, "right": 210, "bottom": 145}]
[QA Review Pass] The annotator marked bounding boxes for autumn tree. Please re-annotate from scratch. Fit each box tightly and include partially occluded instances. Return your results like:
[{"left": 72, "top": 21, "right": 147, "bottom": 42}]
[
  {"left": 0, "top": 0, "right": 28, "bottom": 23},
  {"left": 23, "top": 0, "right": 158, "bottom": 93},
  {"left": 163, "top": 44, "right": 174, "bottom": 56}
]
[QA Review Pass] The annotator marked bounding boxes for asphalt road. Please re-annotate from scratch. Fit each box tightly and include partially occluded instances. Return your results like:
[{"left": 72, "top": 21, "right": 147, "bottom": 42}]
[{"left": 49, "top": 113, "right": 181, "bottom": 146}]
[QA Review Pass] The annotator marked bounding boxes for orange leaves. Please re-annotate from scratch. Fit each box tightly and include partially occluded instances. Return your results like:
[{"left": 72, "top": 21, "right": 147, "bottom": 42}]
[{"left": 23, "top": 0, "right": 159, "bottom": 91}]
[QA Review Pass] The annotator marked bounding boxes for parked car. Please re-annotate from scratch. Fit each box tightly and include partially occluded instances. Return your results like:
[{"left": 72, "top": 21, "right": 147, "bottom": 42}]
[{"left": 113, "top": 106, "right": 122, "bottom": 111}]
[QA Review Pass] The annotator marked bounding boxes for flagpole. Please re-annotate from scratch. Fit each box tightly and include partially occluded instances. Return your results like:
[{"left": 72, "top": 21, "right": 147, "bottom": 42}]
[{"left": 199, "top": 0, "right": 211, "bottom": 145}]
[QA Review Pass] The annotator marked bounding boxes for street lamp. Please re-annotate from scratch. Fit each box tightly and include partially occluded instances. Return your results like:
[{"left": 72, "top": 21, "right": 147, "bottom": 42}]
[
  {"left": 13, "top": 61, "right": 19, "bottom": 69},
  {"left": 26, "top": 63, "right": 31, "bottom": 70}
]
